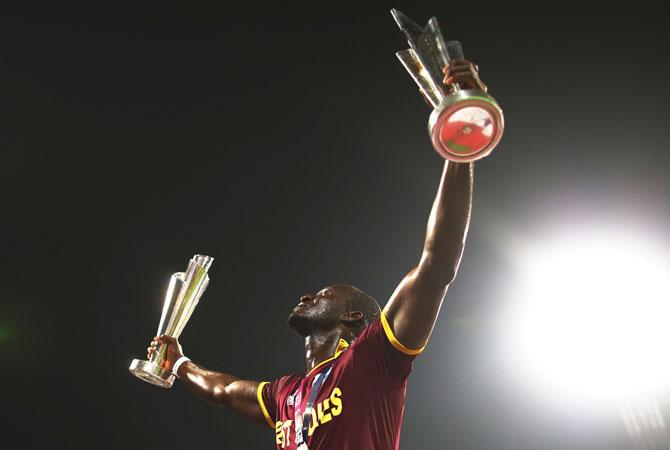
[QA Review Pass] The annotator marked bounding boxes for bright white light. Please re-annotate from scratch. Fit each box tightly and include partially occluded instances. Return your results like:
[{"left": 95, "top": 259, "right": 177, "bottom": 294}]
[{"left": 506, "top": 229, "right": 670, "bottom": 405}]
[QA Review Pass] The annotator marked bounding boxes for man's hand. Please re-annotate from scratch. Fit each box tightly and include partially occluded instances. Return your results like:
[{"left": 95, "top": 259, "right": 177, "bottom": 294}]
[
  {"left": 443, "top": 59, "right": 487, "bottom": 93},
  {"left": 147, "top": 335, "right": 184, "bottom": 371}
]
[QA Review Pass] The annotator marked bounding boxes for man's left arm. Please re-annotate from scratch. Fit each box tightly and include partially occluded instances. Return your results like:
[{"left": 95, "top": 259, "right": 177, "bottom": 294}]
[{"left": 383, "top": 59, "right": 482, "bottom": 350}]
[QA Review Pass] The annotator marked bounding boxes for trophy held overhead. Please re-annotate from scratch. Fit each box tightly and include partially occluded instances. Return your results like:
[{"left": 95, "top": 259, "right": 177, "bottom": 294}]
[{"left": 391, "top": 8, "right": 504, "bottom": 162}]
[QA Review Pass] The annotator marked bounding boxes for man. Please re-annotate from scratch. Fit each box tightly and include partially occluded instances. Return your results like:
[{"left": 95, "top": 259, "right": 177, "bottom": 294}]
[{"left": 148, "top": 59, "right": 485, "bottom": 449}]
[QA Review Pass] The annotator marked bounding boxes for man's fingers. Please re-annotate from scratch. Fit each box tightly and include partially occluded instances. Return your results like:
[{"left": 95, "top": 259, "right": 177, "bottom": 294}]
[
  {"left": 444, "top": 63, "right": 479, "bottom": 77},
  {"left": 444, "top": 67, "right": 477, "bottom": 77},
  {"left": 443, "top": 75, "right": 475, "bottom": 87},
  {"left": 444, "top": 72, "right": 479, "bottom": 83},
  {"left": 443, "top": 60, "right": 466, "bottom": 70},
  {"left": 443, "top": 71, "right": 477, "bottom": 84},
  {"left": 447, "top": 72, "right": 478, "bottom": 80},
  {"left": 156, "top": 335, "right": 173, "bottom": 344}
]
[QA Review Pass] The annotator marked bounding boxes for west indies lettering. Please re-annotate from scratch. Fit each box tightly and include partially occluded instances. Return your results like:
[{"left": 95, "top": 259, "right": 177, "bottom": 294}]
[
  {"left": 274, "top": 387, "right": 343, "bottom": 448},
  {"left": 308, "top": 387, "right": 342, "bottom": 436}
]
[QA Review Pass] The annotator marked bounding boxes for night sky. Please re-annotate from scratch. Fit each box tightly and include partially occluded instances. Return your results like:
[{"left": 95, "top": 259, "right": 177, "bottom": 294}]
[{"left": 3, "top": 2, "right": 669, "bottom": 449}]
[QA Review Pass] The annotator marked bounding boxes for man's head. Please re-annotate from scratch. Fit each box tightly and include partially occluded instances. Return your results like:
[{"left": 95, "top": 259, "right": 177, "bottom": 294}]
[{"left": 287, "top": 284, "right": 381, "bottom": 340}]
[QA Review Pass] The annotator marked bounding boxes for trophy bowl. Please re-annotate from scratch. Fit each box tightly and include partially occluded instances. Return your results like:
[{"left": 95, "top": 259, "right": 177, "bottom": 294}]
[{"left": 428, "top": 89, "right": 504, "bottom": 162}]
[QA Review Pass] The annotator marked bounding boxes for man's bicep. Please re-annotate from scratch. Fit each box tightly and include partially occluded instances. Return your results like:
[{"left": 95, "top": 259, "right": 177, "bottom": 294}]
[
  {"left": 384, "top": 263, "right": 450, "bottom": 351},
  {"left": 256, "top": 374, "right": 302, "bottom": 429},
  {"left": 223, "top": 379, "right": 273, "bottom": 428}
]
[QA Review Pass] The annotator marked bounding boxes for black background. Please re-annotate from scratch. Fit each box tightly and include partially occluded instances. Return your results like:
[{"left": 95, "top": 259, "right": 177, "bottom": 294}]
[{"left": 3, "top": 1, "right": 669, "bottom": 449}]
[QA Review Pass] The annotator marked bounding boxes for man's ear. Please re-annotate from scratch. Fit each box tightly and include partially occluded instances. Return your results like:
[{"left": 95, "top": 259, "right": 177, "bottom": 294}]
[{"left": 341, "top": 310, "right": 363, "bottom": 324}]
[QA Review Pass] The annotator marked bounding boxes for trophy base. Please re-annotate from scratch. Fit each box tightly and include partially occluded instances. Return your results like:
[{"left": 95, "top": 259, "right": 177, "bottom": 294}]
[
  {"left": 428, "top": 89, "right": 504, "bottom": 162},
  {"left": 129, "top": 359, "right": 175, "bottom": 388}
]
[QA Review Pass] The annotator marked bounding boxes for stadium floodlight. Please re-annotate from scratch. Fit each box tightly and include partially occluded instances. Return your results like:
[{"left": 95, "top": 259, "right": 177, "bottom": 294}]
[{"left": 503, "top": 228, "right": 670, "bottom": 406}]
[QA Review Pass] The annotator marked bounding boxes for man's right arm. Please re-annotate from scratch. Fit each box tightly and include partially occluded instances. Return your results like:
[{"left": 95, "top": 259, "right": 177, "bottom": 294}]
[{"left": 150, "top": 335, "right": 271, "bottom": 428}]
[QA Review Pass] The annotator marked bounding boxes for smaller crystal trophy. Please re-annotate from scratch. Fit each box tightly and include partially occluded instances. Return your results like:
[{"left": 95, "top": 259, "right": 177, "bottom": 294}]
[
  {"left": 392, "top": 9, "right": 504, "bottom": 162},
  {"left": 129, "top": 254, "right": 213, "bottom": 388}
]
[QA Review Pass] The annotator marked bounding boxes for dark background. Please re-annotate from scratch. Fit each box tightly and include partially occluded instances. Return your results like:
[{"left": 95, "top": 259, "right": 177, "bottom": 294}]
[{"left": 2, "top": 1, "right": 669, "bottom": 449}]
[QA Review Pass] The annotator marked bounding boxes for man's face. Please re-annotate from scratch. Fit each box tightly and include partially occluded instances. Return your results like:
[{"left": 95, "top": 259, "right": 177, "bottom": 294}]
[{"left": 287, "top": 285, "right": 349, "bottom": 337}]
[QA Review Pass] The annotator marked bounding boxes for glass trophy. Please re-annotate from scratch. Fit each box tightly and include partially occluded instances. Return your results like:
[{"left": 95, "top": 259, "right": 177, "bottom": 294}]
[{"left": 392, "top": 9, "right": 504, "bottom": 162}]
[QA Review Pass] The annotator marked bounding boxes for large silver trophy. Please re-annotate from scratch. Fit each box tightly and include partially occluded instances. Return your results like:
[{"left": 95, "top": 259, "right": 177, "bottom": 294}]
[
  {"left": 392, "top": 9, "right": 504, "bottom": 162},
  {"left": 129, "top": 254, "right": 213, "bottom": 388}
]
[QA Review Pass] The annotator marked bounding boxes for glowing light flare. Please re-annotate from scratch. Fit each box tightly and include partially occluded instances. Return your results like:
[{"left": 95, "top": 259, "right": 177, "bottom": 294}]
[{"left": 505, "top": 230, "right": 670, "bottom": 404}]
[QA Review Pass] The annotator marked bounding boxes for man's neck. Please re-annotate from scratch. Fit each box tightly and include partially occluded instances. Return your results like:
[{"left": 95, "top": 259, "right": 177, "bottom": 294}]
[{"left": 304, "top": 329, "right": 345, "bottom": 374}]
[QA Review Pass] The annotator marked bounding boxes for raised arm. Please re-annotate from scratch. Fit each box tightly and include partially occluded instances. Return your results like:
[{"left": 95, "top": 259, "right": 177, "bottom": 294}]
[
  {"left": 383, "top": 59, "right": 482, "bottom": 350},
  {"left": 149, "top": 336, "right": 268, "bottom": 427}
]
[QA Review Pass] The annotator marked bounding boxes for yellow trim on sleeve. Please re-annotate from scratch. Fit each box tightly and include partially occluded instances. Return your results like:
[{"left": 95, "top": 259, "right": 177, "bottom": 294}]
[
  {"left": 380, "top": 309, "right": 426, "bottom": 356},
  {"left": 256, "top": 381, "right": 274, "bottom": 428}
]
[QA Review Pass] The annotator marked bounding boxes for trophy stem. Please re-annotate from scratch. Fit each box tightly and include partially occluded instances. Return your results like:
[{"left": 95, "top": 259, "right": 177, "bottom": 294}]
[
  {"left": 156, "top": 272, "right": 186, "bottom": 338},
  {"left": 164, "top": 259, "right": 209, "bottom": 338}
]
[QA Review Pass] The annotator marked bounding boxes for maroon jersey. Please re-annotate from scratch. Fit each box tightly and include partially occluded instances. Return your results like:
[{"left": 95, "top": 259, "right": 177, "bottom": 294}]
[{"left": 257, "top": 311, "right": 425, "bottom": 450}]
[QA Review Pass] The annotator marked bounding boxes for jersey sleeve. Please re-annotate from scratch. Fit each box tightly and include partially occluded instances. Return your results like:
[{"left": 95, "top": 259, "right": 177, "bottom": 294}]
[
  {"left": 349, "top": 308, "right": 426, "bottom": 385},
  {"left": 257, "top": 374, "right": 301, "bottom": 428}
]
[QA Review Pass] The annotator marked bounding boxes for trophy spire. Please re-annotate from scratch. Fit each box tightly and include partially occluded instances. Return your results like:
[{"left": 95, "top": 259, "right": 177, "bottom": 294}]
[
  {"left": 391, "top": 9, "right": 457, "bottom": 107},
  {"left": 390, "top": 8, "right": 425, "bottom": 41}
]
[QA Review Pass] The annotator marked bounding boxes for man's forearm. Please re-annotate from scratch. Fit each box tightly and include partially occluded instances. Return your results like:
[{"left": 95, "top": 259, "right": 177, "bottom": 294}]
[
  {"left": 419, "top": 161, "right": 473, "bottom": 283},
  {"left": 177, "top": 361, "right": 266, "bottom": 426},
  {"left": 384, "top": 161, "right": 473, "bottom": 349},
  {"left": 178, "top": 361, "right": 241, "bottom": 405}
]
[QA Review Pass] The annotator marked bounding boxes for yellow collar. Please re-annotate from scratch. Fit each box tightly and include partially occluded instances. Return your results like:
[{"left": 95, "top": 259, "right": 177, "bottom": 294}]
[{"left": 306, "top": 338, "right": 349, "bottom": 376}]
